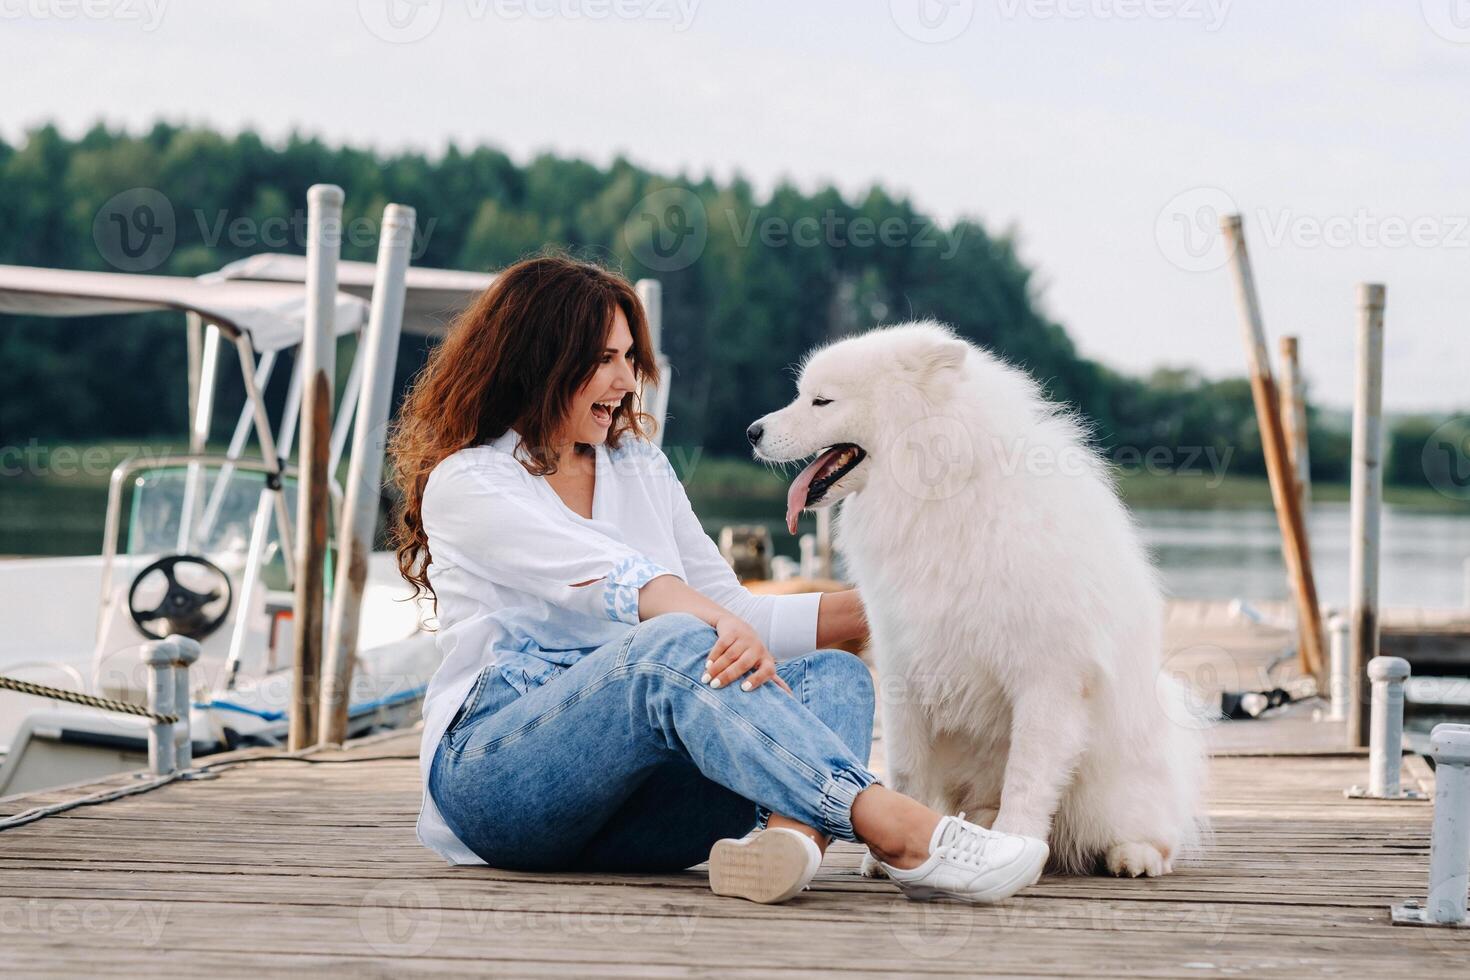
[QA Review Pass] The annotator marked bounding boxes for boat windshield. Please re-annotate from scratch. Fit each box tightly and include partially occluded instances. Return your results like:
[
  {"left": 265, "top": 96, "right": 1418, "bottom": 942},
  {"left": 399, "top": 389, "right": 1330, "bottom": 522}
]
[{"left": 126, "top": 465, "right": 299, "bottom": 590}]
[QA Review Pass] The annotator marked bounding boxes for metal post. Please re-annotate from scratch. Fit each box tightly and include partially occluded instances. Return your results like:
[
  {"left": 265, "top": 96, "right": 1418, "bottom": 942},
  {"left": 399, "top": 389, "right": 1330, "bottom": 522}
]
[
  {"left": 142, "top": 642, "right": 176, "bottom": 776},
  {"left": 291, "top": 183, "right": 344, "bottom": 751},
  {"left": 235, "top": 333, "right": 296, "bottom": 579},
  {"left": 1327, "top": 613, "right": 1349, "bottom": 723},
  {"left": 1347, "top": 284, "right": 1386, "bottom": 748},
  {"left": 178, "top": 322, "right": 221, "bottom": 553},
  {"left": 169, "top": 635, "right": 202, "bottom": 769},
  {"left": 1219, "top": 215, "right": 1325, "bottom": 680},
  {"left": 320, "top": 203, "right": 415, "bottom": 745},
  {"left": 634, "top": 279, "right": 671, "bottom": 444},
  {"left": 1369, "top": 656, "right": 1409, "bottom": 797},
  {"left": 1391, "top": 724, "right": 1470, "bottom": 928}
]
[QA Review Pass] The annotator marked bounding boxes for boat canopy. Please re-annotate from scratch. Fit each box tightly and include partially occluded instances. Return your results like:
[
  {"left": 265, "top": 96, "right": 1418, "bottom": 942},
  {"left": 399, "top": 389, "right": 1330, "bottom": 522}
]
[
  {"left": 211, "top": 253, "right": 494, "bottom": 337},
  {"left": 0, "top": 264, "right": 369, "bottom": 352}
]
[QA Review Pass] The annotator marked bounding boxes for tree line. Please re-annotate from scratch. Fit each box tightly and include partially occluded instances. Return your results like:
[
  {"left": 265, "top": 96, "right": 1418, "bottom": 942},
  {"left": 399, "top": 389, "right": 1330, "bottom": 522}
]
[{"left": 0, "top": 123, "right": 1461, "bottom": 496}]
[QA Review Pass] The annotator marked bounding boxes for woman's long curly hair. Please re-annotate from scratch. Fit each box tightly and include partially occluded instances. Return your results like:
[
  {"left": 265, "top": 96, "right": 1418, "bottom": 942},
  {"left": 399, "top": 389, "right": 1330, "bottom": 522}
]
[{"left": 388, "top": 254, "right": 660, "bottom": 605}]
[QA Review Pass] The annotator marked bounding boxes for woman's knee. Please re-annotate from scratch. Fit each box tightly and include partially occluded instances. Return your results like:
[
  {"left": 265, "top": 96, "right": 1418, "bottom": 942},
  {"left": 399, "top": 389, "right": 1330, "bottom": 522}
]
[
  {"left": 804, "top": 649, "right": 875, "bottom": 711},
  {"left": 625, "top": 613, "right": 716, "bottom": 674}
]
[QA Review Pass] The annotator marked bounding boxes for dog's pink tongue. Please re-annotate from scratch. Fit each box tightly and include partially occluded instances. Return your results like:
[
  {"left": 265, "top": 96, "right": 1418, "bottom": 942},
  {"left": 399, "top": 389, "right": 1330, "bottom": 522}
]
[{"left": 785, "top": 448, "right": 841, "bottom": 534}]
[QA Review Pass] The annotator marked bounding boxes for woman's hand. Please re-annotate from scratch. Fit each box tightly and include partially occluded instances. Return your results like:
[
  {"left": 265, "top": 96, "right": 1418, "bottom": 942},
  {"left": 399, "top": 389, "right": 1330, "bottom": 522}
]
[{"left": 704, "top": 615, "right": 792, "bottom": 694}]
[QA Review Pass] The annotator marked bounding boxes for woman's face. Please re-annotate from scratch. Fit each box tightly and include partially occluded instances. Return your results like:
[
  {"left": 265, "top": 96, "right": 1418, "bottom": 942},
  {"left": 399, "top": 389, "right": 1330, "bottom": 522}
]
[{"left": 560, "top": 306, "right": 639, "bottom": 449}]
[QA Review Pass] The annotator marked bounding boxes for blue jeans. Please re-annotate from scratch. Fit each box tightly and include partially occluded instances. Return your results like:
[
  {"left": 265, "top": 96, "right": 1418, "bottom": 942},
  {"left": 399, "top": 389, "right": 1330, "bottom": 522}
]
[{"left": 428, "top": 613, "right": 878, "bottom": 872}]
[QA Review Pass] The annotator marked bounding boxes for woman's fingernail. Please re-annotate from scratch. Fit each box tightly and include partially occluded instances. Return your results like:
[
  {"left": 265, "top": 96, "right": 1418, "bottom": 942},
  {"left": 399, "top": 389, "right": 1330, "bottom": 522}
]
[
  {"left": 710, "top": 678, "right": 722, "bottom": 689},
  {"left": 700, "top": 672, "right": 711, "bottom": 684},
  {"left": 740, "top": 680, "right": 753, "bottom": 692}
]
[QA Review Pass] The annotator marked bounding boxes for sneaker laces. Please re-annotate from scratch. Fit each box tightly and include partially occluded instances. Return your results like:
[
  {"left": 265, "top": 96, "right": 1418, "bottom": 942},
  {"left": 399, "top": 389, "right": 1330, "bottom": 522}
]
[{"left": 936, "top": 812, "right": 995, "bottom": 867}]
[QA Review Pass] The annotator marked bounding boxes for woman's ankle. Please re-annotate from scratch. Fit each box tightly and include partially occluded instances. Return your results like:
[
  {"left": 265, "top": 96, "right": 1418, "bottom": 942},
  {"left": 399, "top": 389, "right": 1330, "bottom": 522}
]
[
  {"left": 850, "top": 786, "right": 940, "bottom": 870},
  {"left": 766, "top": 815, "right": 829, "bottom": 855}
]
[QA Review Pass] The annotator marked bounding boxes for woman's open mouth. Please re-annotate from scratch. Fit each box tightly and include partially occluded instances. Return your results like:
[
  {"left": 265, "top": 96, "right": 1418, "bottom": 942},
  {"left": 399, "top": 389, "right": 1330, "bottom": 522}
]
[
  {"left": 785, "top": 443, "right": 867, "bottom": 533},
  {"left": 591, "top": 399, "right": 619, "bottom": 426}
]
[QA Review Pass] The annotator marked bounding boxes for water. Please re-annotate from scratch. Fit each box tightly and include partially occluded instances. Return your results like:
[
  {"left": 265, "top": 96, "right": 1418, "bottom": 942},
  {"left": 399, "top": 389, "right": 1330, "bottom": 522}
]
[
  {"left": 697, "top": 500, "right": 1470, "bottom": 610},
  {"left": 5, "top": 477, "right": 1469, "bottom": 609}
]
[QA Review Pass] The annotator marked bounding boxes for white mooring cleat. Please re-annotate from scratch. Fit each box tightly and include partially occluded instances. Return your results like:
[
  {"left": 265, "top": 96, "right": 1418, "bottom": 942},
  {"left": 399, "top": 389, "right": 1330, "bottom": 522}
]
[{"left": 877, "top": 813, "right": 1049, "bottom": 904}]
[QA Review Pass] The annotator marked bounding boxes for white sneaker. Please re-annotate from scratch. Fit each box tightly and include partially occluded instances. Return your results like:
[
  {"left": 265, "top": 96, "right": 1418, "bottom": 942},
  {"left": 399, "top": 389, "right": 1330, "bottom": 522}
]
[
  {"left": 877, "top": 814, "right": 1048, "bottom": 904},
  {"left": 708, "top": 827, "right": 823, "bottom": 904}
]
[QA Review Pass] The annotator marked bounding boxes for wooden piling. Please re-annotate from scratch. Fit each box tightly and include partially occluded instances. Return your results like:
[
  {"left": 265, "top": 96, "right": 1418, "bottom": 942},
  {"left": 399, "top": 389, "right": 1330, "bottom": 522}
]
[
  {"left": 1219, "top": 215, "right": 1324, "bottom": 679},
  {"left": 1278, "top": 336, "right": 1312, "bottom": 520},
  {"left": 1347, "top": 284, "right": 1387, "bottom": 748}
]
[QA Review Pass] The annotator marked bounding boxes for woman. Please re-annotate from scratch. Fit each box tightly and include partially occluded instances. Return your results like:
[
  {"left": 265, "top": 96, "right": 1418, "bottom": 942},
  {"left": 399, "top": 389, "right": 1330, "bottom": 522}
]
[{"left": 390, "top": 254, "right": 1048, "bottom": 904}]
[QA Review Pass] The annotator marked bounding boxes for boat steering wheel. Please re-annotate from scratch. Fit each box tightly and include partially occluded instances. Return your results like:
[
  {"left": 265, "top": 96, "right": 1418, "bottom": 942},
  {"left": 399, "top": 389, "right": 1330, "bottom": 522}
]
[{"left": 128, "top": 555, "right": 233, "bottom": 641}]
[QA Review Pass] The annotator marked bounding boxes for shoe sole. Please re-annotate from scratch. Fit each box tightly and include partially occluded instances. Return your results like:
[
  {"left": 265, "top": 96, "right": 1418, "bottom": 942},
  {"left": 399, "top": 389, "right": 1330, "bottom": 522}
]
[
  {"left": 895, "top": 843, "right": 1049, "bottom": 905},
  {"left": 708, "top": 831, "right": 815, "bottom": 904}
]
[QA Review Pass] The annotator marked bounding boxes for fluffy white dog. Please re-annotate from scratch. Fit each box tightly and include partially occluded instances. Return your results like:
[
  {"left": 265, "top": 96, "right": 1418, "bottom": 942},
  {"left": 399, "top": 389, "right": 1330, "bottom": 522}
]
[{"left": 748, "top": 321, "right": 1205, "bottom": 877}]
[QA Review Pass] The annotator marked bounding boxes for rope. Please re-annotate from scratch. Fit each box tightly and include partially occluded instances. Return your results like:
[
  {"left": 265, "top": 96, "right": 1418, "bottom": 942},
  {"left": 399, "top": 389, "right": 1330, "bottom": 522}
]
[{"left": 0, "top": 675, "right": 178, "bottom": 724}]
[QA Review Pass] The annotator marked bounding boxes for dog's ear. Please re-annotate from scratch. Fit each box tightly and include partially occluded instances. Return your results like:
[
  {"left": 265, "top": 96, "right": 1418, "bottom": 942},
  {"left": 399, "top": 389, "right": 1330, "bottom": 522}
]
[{"left": 899, "top": 335, "right": 968, "bottom": 381}]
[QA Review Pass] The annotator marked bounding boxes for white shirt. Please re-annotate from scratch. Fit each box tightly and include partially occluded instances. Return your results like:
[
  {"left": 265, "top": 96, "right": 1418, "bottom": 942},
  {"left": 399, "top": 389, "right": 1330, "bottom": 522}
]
[{"left": 416, "top": 428, "right": 823, "bottom": 864}]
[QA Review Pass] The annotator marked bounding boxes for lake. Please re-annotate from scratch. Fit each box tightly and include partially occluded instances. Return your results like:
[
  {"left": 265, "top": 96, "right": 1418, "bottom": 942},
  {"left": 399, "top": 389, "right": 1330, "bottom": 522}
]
[
  {"left": 696, "top": 500, "right": 1470, "bottom": 610},
  {"left": 3, "top": 477, "right": 1468, "bottom": 609}
]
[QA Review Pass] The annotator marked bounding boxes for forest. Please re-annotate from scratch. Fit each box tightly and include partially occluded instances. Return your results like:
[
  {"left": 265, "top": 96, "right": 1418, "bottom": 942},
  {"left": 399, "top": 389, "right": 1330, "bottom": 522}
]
[{"left": 0, "top": 123, "right": 1459, "bottom": 493}]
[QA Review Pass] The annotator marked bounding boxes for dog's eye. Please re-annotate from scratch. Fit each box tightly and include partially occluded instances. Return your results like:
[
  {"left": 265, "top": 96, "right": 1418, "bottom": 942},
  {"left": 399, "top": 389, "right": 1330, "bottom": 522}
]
[{"left": 811, "top": 397, "right": 833, "bottom": 407}]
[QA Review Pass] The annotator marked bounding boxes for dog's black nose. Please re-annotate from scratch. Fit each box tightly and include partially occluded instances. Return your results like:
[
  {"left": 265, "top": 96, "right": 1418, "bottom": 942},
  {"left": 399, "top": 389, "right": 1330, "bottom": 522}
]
[{"left": 746, "top": 422, "right": 764, "bottom": 446}]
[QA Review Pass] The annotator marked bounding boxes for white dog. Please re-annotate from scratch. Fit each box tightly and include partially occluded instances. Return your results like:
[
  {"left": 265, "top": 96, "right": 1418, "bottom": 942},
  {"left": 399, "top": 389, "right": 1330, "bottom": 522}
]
[{"left": 748, "top": 321, "right": 1205, "bottom": 877}]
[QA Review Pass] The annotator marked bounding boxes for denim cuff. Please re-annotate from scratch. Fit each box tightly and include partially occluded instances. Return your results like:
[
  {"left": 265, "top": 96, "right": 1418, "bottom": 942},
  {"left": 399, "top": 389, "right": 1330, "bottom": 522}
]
[
  {"left": 817, "top": 765, "right": 879, "bottom": 842},
  {"left": 602, "top": 555, "right": 672, "bottom": 625}
]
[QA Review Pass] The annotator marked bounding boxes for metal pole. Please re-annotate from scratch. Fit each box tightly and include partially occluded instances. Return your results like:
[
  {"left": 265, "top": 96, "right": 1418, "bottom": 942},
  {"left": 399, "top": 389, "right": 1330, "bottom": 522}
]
[
  {"left": 169, "top": 635, "right": 202, "bottom": 769},
  {"left": 142, "top": 642, "right": 176, "bottom": 776},
  {"left": 235, "top": 333, "right": 296, "bottom": 579},
  {"left": 1219, "top": 216, "right": 1325, "bottom": 680},
  {"left": 290, "top": 184, "right": 344, "bottom": 751},
  {"left": 178, "top": 323, "right": 221, "bottom": 553},
  {"left": 1366, "top": 656, "right": 1409, "bottom": 797},
  {"left": 634, "top": 279, "right": 671, "bottom": 445},
  {"left": 1327, "top": 612, "right": 1349, "bottom": 723},
  {"left": 319, "top": 203, "right": 415, "bottom": 745},
  {"left": 1427, "top": 724, "right": 1470, "bottom": 924},
  {"left": 1347, "top": 284, "right": 1386, "bottom": 748},
  {"left": 1392, "top": 723, "right": 1470, "bottom": 927}
]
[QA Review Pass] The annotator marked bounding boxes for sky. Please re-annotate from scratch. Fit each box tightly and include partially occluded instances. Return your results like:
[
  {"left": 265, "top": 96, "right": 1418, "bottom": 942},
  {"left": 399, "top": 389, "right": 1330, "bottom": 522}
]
[{"left": 3, "top": 0, "right": 1467, "bottom": 414}]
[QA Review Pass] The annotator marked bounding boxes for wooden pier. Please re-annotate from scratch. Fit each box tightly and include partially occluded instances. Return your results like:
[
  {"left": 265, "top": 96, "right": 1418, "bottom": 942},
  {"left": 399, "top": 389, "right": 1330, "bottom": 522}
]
[{"left": 3, "top": 609, "right": 1467, "bottom": 976}]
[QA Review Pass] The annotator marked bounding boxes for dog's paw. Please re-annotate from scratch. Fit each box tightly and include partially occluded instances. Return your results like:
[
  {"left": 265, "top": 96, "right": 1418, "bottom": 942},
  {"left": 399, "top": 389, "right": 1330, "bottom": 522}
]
[
  {"left": 1104, "top": 842, "right": 1172, "bottom": 878},
  {"left": 859, "top": 851, "right": 888, "bottom": 879}
]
